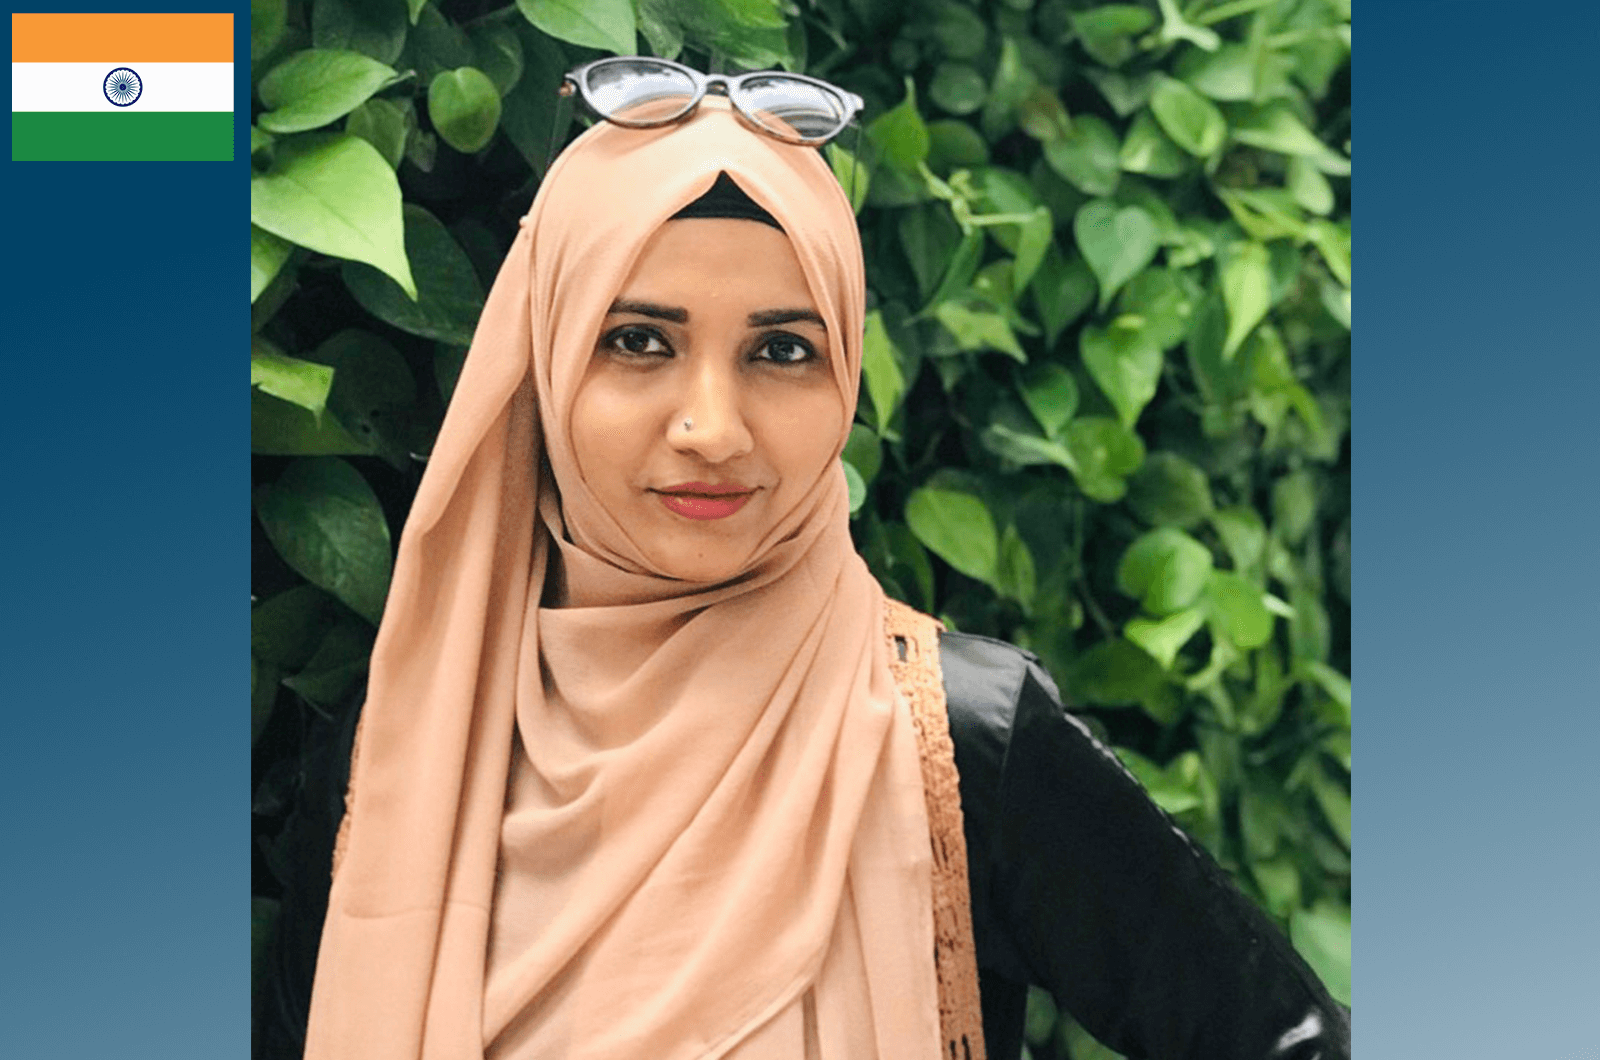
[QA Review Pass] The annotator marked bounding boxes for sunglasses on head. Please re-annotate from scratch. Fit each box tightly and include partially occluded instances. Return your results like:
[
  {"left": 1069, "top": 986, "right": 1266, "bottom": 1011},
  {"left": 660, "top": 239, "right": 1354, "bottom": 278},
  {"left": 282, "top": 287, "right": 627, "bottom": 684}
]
[
  {"left": 541, "top": 57, "right": 868, "bottom": 201},
  {"left": 560, "top": 57, "right": 864, "bottom": 145}
]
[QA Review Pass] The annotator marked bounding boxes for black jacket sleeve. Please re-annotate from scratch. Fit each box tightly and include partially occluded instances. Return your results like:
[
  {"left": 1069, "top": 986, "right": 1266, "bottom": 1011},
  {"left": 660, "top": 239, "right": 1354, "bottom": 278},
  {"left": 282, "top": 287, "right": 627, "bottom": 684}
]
[{"left": 942, "top": 631, "right": 1351, "bottom": 1060}]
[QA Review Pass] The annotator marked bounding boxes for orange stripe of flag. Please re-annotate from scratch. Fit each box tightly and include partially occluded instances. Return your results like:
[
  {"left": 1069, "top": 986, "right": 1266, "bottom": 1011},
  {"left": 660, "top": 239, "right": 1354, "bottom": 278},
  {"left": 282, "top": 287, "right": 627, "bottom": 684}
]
[{"left": 12, "top": 13, "right": 233, "bottom": 63}]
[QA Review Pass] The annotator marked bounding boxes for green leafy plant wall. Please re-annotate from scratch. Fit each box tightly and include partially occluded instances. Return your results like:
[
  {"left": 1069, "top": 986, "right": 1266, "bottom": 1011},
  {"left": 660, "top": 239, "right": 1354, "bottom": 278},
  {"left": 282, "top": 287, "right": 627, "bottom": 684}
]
[{"left": 251, "top": 0, "right": 1350, "bottom": 1051}]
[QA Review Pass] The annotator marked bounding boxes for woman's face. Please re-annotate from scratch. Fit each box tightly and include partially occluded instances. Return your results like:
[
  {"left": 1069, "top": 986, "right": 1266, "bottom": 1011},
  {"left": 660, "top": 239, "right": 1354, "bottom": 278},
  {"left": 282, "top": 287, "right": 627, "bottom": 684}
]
[{"left": 569, "top": 217, "right": 846, "bottom": 582}]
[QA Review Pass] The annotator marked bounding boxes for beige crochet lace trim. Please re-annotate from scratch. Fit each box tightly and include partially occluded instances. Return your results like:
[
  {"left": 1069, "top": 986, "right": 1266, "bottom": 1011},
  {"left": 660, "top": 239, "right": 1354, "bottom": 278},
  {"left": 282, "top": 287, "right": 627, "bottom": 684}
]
[
  {"left": 332, "top": 602, "right": 987, "bottom": 1059},
  {"left": 884, "top": 597, "right": 987, "bottom": 1060}
]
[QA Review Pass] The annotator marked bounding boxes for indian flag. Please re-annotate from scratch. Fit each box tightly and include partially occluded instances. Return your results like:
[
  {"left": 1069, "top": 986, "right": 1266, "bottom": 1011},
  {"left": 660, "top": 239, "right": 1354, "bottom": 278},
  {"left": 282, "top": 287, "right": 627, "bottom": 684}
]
[{"left": 12, "top": 13, "right": 234, "bottom": 161}]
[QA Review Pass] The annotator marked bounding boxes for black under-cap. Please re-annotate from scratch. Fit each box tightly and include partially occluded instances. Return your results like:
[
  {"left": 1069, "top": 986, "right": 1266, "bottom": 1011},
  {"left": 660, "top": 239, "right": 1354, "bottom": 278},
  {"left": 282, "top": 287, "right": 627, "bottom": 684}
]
[{"left": 669, "top": 171, "right": 784, "bottom": 231}]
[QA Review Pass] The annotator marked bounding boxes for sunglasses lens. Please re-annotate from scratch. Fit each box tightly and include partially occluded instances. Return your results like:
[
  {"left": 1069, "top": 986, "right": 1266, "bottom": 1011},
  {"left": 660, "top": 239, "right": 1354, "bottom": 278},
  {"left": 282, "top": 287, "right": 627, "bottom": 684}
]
[
  {"left": 733, "top": 76, "right": 851, "bottom": 142},
  {"left": 584, "top": 60, "right": 697, "bottom": 125}
]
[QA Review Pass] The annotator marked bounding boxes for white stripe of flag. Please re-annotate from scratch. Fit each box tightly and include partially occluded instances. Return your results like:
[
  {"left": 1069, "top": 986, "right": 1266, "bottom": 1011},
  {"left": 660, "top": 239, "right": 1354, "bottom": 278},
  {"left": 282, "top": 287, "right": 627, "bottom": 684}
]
[{"left": 12, "top": 63, "right": 233, "bottom": 112}]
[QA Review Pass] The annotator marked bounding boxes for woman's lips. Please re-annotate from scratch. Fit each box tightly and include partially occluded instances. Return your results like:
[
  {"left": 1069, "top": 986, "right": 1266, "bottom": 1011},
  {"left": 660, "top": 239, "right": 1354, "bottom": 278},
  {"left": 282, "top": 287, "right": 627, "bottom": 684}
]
[{"left": 653, "top": 483, "right": 756, "bottom": 521}]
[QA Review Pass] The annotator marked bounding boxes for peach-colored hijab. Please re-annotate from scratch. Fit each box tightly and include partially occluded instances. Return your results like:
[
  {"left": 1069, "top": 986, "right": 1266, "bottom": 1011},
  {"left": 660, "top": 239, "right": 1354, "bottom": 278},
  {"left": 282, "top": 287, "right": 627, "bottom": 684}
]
[{"left": 303, "top": 103, "right": 943, "bottom": 1059}]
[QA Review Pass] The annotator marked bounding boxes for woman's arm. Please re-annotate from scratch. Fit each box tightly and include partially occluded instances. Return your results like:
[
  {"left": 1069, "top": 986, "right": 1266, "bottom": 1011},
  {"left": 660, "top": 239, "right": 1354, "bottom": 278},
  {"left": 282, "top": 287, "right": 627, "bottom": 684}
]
[{"left": 942, "top": 632, "right": 1350, "bottom": 1060}]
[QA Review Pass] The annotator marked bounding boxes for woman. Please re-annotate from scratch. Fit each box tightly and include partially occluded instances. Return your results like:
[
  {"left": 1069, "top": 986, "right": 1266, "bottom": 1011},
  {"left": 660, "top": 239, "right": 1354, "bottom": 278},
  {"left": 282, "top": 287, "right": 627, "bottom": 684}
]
[{"left": 263, "top": 63, "right": 1349, "bottom": 1060}]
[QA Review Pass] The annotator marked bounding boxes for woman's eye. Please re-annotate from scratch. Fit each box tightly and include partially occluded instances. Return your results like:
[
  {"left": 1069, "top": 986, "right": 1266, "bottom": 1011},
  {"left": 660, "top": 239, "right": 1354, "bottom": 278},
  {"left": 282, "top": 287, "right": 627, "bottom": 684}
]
[
  {"left": 604, "top": 326, "right": 670, "bottom": 357},
  {"left": 756, "top": 335, "right": 816, "bottom": 365}
]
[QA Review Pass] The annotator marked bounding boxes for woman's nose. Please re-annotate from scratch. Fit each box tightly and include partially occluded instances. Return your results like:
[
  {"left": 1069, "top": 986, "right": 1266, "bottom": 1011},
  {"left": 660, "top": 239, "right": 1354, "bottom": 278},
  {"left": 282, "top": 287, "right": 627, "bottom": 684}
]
[{"left": 669, "top": 358, "right": 753, "bottom": 463}]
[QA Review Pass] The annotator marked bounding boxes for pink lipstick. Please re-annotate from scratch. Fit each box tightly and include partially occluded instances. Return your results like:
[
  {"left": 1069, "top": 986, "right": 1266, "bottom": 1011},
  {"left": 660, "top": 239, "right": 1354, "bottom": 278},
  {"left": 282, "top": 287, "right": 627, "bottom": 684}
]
[{"left": 654, "top": 482, "right": 756, "bottom": 521}]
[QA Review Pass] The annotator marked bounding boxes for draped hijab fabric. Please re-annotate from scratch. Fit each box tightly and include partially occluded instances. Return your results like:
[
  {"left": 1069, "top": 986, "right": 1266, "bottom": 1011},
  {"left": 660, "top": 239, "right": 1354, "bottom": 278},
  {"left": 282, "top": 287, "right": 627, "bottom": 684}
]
[{"left": 304, "top": 102, "right": 944, "bottom": 1059}]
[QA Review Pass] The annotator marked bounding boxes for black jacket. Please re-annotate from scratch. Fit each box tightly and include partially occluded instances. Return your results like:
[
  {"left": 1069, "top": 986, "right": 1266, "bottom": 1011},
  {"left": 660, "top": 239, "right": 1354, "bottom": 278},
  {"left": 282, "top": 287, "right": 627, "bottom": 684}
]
[{"left": 257, "top": 632, "right": 1350, "bottom": 1060}]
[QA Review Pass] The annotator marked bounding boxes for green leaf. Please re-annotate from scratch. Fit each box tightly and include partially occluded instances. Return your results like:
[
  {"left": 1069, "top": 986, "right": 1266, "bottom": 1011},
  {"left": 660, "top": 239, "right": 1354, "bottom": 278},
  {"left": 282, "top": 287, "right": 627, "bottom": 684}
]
[
  {"left": 1016, "top": 87, "right": 1072, "bottom": 142},
  {"left": 1118, "top": 109, "right": 1189, "bottom": 177},
  {"left": 429, "top": 67, "right": 501, "bottom": 153},
  {"left": 1125, "top": 607, "right": 1205, "bottom": 669},
  {"left": 842, "top": 459, "right": 867, "bottom": 514},
  {"left": 342, "top": 204, "right": 485, "bottom": 345},
  {"left": 468, "top": 21, "right": 524, "bottom": 96},
  {"left": 1306, "top": 218, "right": 1351, "bottom": 288},
  {"left": 257, "top": 49, "right": 400, "bottom": 134},
  {"left": 254, "top": 457, "right": 393, "bottom": 625},
  {"left": 1299, "top": 659, "right": 1352, "bottom": 715},
  {"left": 252, "top": 389, "right": 375, "bottom": 456},
  {"left": 1116, "top": 267, "right": 1198, "bottom": 350},
  {"left": 1011, "top": 207, "right": 1053, "bottom": 294},
  {"left": 868, "top": 78, "right": 929, "bottom": 174},
  {"left": 1153, "top": 0, "right": 1220, "bottom": 51},
  {"left": 861, "top": 310, "right": 906, "bottom": 431},
  {"left": 251, "top": 133, "right": 415, "bottom": 299},
  {"left": 980, "top": 421, "right": 1078, "bottom": 471},
  {"left": 930, "top": 63, "right": 987, "bottom": 115},
  {"left": 925, "top": 120, "right": 990, "bottom": 175},
  {"left": 1149, "top": 76, "right": 1227, "bottom": 157},
  {"left": 1084, "top": 67, "right": 1157, "bottom": 118},
  {"left": 934, "top": 303, "right": 1026, "bottom": 361},
  {"left": 252, "top": 0, "right": 288, "bottom": 64},
  {"left": 925, "top": 230, "right": 984, "bottom": 311},
  {"left": 1287, "top": 155, "right": 1335, "bottom": 216},
  {"left": 997, "top": 523, "right": 1037, "bottom": 609},
  {"left": 1074, "top": 199, "right": 1159, "bottom": 310},
  {"left": 252, "top": 341, "right": 334, "bottom": 415},
  {"left": 1308, "top": 763, "right": 1351, "bottom": 848},
  {"left": 899, "top": 204, "right": 962, "bottom": 302},
  {"left": 1204, "top": 570, "right": 1273, "bottom": 648},
  {"left": 1220, "top": 241, "right": 1271, "bottom": 360},
  {"left": 1118, "top": 526, "right": 1214, "bottom": 614},
  {"left": 251, "top": 655, "right": 278, "bottom": 746},
  {"left": 406, "top": 0, "right": 426, "bottom": 23},
  {"left": 1080, "top": 317, "right": 1162, "bottom": 428},
  {"left": 1272, "top": 469, "right": 1318, "bottom": 544},
  {"left": 283, "top": 618, "right": 375, "bottom": 705},
  {"left": 842, "top": 423, "right": 881, "bottom": 483},
  {"left": 517, "top": 0, "right": 635, "bottom": 54},
  {"left": 314, "top": 329, "right": 419, "bottom": 468},
  {"left": 1070, "top": 5, "right": 1156, "bottom": 68},
  {"left": 1116, "top": 748, "right": 1206, "bottom": 814},
  {"left": 251, "top": 225, "right": 293, "bottom": 304},
  {"left": 252, "top": 584, "right": 339, "bottom": 668},
  {"left": 1176, "top": 42, "right": 1255, "bottom": 100},
  {"left": 345, "top": 97, "right": 410, "bottom": 170},
  {"left": 885, "top": 522, "right": 936, "bottom": 611},
  {"left": 825, "top": 143, "right": 871, "bottom": 214},
  {"left": 1043, "top": 114, "right": 1121, "bottom": 196},
  {"left": 1019, "top": 362, "right": 1078, "bottom": 439},
  {"left": 313, "top": 0, "right": 408, "bottom": 65},
  {"left": 498, "top": 22, "right": 566, "bottom": 177},
  {"left": 1064, "top": 416, "right": 1145, "bottom": 502},
  {"left": 1231, "top": 103, "right": 1350, "bottom": 174},
  {"left": 1068, "top": 638, "right": 1165, "bottom": 707},
  {"left": 905, "top": 487, "right": 999, "bottom": 584},
  {"left": 1290, "top": 901, "right": 1351, "bottom": 1005},
  {"left": 1210, "top": 505, "right": 1267, "bottom": 578},
  {"left": 1126, "top": 452, "right": 1213, "bottom": 528},
  {"left": 1031, "top": 247, "right": 1095, "bottom": 345}
]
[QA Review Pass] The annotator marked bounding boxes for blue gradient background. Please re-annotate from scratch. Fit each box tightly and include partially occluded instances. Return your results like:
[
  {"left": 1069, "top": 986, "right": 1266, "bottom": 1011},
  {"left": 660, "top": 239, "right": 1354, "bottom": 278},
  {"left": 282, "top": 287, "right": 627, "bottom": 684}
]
[
  {"left": 1, "top": 3, "right": 1596, "bottom": 1058},
  {"left": 1361, "top": 3, "right": 1600, "bottom": 1057},
  {"left": 1, "top": 4, "right": 247, "bottom": 1057}
]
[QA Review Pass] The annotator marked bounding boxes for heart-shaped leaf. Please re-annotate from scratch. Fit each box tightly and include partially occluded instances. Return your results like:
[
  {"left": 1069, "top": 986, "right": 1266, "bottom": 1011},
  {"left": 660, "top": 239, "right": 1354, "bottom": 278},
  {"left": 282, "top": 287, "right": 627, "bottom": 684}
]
[
  {"left": 257, "top": 49, "right": 400, "bottom": 134},
  {"left": 1019, "top": 362, "right": 1079, "bottom": 439},
  {"left": 1125, "top": 606, "right": 1205, "bottom": 669},
  {"left": 1081, "top": 317, "right": 1162, "bottom": 428},
  {"left": 1126, "top": 451, "right": 1213, "bottom": 528},
  {"left": 1221, "top": 241, "right": 1272, "bottom": 360},
  {"left": 1031, "top": 247, "right": 1096, "bottom": 345},
  {"left": 1149, "top": 76, "right": 1227, "bottom": 157},
  {"left": 1204, "top": 570, "right": 1273, "bottom": 648},
  {"left": 1074, "top": 199, "right": 1159, "bottom": 310},
  {"left": 1063, "top": 416, "right": 1145, "bottom": 502},
  {"left": 931, "top": 62, "right": 987, "bottom": 115},
  {"left": 342, "top": 204, "right": 485, "bottom": 345},
  {"left": 254, "top": 457, "right": 393, "bottom": 624},
  {"left": 251, "top": 133, "right": 415, "bottom": 298},
  {"left": 905, "top": 487, "right": 999, "bottom": 584},
  {"left": 1043, "top": 114, "right": 1121, "bottom": 195},
  {"left": 1118, "top": 526, "right": 1214, "bottom": 614},
  {"left": 429, "top": 67, "right": 501, "bottom": 153},
  {"left": 934, "top": 302, "right": 1027, "bottom": 361},
  {"left": 868, "top": 78, "right": 930, "bottom": 174},
  {"left": 312, "top": 0, "right": 409, "bottom": 65},
  {"left": 1118, "top": 110, "right": 1189, "bottom": 177}
]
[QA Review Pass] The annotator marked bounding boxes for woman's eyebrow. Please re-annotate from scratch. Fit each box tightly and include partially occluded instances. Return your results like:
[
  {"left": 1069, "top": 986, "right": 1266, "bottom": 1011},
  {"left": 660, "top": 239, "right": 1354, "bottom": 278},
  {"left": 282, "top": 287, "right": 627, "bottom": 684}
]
[
  {"left": 748, "top": 308, "right": 826, "bottom": 330},
  {"left": 607, "top": 299, "right": 687, "bottom": 323}
]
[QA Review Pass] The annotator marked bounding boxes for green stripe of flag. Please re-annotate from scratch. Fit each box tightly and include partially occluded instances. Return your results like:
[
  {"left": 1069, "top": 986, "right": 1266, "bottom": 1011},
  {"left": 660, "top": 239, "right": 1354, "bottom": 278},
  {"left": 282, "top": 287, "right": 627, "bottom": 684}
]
[{"left": 12, "top": 112, "right": 233, "bottom": 161}]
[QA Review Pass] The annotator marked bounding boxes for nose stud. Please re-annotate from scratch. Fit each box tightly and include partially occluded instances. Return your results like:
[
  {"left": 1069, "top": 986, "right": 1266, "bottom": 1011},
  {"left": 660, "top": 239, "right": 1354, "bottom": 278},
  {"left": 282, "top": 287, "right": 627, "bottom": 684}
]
[{"left": 682, "top": 418, "right": 694, "bottom": 432}]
